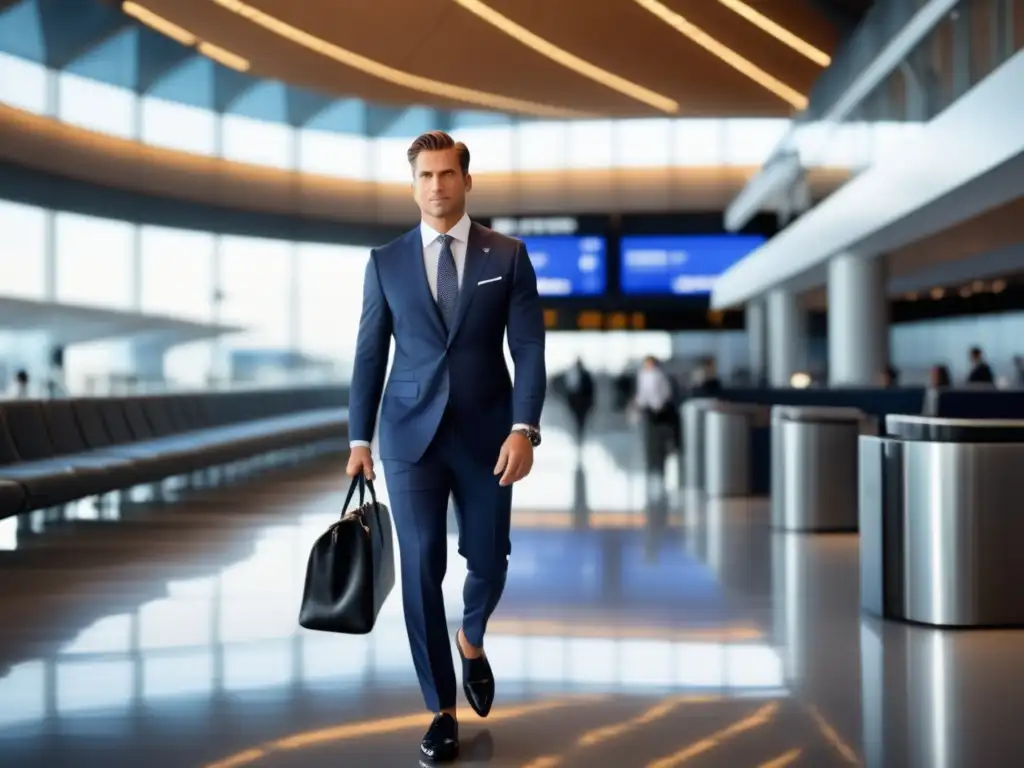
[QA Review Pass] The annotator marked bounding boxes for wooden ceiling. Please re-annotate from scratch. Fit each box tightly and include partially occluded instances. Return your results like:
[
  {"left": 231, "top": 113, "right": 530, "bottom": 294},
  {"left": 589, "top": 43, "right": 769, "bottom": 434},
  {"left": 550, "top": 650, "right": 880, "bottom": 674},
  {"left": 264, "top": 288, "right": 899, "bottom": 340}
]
[{"left": 132, "top": 0, "right": 858, "bottom": 117}]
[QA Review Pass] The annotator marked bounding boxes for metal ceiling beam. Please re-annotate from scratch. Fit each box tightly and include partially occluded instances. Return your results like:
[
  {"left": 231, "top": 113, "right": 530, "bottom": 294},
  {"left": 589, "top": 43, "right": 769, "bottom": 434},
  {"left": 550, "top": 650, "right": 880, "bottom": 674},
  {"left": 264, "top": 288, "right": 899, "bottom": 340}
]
[
  {"left": 365, "top": 105, "right": 408, "bottom": 138},
  {"left": 286, "top": 88, "right": 334, "bottom": 127},
  {"left": 36, "top": 0, "right": 130, "bottom": 69},
  {"left": 212, "top": 65, "right": 259, "bottom": 113},
  {"left": 135, "top": 27, "right": 196, "bottom": 94}
]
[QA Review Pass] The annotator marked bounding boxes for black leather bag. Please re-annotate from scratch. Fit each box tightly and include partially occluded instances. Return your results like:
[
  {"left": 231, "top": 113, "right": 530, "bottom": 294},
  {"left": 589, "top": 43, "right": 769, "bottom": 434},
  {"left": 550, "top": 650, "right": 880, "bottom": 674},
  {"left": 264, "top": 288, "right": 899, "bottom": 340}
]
[{"left": 298, "top": 476, "right": 395, "bottom": 634}]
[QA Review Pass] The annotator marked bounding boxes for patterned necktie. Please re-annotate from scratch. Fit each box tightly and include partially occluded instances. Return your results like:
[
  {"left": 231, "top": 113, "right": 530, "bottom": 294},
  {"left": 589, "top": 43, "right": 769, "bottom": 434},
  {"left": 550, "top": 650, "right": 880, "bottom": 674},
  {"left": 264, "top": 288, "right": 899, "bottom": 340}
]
[{"left": 435, "top": 233, "right": 459, "bottom": 329}]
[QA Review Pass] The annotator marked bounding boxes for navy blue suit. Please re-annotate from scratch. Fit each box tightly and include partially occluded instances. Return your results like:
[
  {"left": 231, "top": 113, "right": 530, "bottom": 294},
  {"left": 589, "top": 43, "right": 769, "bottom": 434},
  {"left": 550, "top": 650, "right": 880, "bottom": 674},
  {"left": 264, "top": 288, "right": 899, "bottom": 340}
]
[{"left": 348, "top": 219, "right": 546, "bottom": 712}]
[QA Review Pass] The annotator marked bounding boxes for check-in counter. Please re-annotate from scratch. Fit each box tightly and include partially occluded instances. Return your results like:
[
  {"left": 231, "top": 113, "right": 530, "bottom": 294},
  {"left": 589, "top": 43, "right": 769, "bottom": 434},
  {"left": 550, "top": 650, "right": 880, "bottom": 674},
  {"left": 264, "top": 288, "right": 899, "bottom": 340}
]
[
  {"left": 682, "top": 398, "right": 717, "bottom": 490},
  {"left": 860, "top": 415, "right": 1024, "bottom": 627},
  {"left": 771, "top": 406, "right": 873, "bottom": 532},
  {"left": 704, "top": 401, "right": 771, "bottom": 497}
]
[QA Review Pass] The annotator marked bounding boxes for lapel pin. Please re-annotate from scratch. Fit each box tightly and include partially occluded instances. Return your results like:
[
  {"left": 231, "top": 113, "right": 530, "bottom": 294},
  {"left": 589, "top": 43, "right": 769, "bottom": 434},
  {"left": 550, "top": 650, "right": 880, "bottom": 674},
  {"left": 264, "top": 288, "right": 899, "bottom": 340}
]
[{"left": 483, "top": 247, "right": 490, "bottom": 253}]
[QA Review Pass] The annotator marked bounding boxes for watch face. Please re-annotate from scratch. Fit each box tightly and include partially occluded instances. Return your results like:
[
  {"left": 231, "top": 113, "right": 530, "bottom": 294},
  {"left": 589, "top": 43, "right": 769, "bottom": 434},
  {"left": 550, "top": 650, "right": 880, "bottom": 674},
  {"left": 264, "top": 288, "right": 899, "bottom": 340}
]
[{"left": 516, "top": 428, "right": 540, "bottom": 447}]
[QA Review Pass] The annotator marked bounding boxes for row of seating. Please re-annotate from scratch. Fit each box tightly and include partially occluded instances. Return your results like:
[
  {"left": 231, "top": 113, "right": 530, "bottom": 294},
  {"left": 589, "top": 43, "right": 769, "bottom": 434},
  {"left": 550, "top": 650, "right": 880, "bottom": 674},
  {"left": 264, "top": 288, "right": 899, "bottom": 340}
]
[{"left": 0, "top": 386, "right": 349, "bottom": 519}]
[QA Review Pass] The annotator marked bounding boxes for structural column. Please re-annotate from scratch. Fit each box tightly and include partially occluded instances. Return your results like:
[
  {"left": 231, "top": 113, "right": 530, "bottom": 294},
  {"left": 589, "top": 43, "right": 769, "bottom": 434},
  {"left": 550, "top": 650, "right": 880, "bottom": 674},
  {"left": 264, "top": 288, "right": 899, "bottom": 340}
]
[
  {"left": 766, "top": 289, "right": 805, "bottom": 387},
  {"left": 746, "top": 299, "right": 767, "bottom": 385},
  {"left": 827, "top": 253, "right": 888, "bottom": 386}
]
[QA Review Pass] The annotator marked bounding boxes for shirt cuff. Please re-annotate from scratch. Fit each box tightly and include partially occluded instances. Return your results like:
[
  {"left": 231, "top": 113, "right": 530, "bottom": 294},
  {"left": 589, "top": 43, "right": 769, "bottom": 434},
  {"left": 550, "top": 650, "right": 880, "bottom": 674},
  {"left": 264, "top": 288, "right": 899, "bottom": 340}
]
[
  {"left": 511, "top": 423, "right": 538, "bottom": 433},
  {"left": 349, "top": 440, "right": 371, "bottom": 448}
]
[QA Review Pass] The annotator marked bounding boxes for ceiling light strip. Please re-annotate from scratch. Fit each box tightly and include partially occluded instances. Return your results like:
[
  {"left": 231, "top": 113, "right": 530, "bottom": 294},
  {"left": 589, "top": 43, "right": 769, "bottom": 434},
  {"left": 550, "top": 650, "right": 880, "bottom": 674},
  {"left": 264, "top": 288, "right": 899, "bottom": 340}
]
[
  {"left": 452, "top": 0, "right": 677, "bottom": 113},
  {"left": 198, "top": 41, "right": 250, "bottom": 71},
  {"left": 717, "top": 0, "right": 831, "bottom": 66},
  {"left": 122, "top": 3, "right": 250, "bottom": 72},
  {"left": 209, "top": 0, "right": 589, "bottom": 117},
  {"left": 122, "top": 1, "right": 197, "bottom": 46},
  {"left": 632, "top": 0, "right": 808, "bottom": 110}
]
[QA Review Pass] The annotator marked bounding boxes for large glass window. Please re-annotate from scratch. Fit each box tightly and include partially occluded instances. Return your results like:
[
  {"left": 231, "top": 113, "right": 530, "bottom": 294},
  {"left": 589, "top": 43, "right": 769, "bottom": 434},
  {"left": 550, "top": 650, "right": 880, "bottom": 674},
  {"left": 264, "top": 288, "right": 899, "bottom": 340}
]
[
  {"left": 57, "top": 73, "right": 136, "bottom": 139},
  {"left": 140, "top": 97, "right": 218, "bottom": 155},
  {"left": 54, "top": 212, "right": 134, "bottom": 309},
  {"left": 673, "top": 120, "right": 726, "bottom": 166},
  {"left": 373, "top": 137, "right": 413, "bottom": 183},
  {"left": 295, "top": 243, "right": 369, "bottom": 377},
  {"left": 139, "top": 225, "right": 217, "bottom": 387},
  {"left": 139, "top": 225, "right": 215, "bottom": 322},
  {"left": 615, "top": 120, "right": 672, "bottom": 168},
  {"left": 221, "top": 115, "right": 293, "bottom": 168},
  {"left": 723, "top": 119, "right": 788, "bottom": 166},
  {"left": 517, "top": 123, "right": 568, "bottom": 171},
  {"left": 0, "top": 52, "right": 48, "bottom": 114},
  {"left": 298, "top": 130, "right": 372, "bottom": 180},
  {"left": 0, "top": 200, "right": 48, "bottom": 300},
  {"left": 453, "top": 127, "right": 515, "bottom": 173},
  {"left": 0, "top": 45, "right": 910, "bottom": 177},
  {"left": 219, "top": 235, "right": 293, "bottom": 352},
  {"left": 566, "top": 121, "right": 614, "bottom": 169}
]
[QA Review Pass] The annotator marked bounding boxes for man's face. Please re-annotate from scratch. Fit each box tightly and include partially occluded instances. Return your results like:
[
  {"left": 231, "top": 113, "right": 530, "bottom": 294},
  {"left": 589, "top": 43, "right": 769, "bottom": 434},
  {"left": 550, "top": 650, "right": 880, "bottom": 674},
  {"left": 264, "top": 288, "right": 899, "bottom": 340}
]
[{"left": 412, "top": 149, "right": 471, "bottom": 220}]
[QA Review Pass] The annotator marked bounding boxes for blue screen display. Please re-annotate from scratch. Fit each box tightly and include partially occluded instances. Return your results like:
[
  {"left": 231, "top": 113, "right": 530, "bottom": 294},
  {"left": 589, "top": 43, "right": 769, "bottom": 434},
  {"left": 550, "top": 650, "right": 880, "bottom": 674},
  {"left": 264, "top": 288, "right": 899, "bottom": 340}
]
[
  {"left": 521, "top": 235, "right": 606, "bottom": 297},
  {"left": 619, "top": 234, "right": 766, "bottom": 295}
]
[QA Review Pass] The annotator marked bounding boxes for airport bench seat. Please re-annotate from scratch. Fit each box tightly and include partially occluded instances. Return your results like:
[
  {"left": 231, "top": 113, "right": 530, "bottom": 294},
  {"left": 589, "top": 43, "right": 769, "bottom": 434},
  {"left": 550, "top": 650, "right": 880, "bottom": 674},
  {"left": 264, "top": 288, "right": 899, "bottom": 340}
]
[
  {"left": 0, "top": 479, "right": 26, "bottom": 519},
  {"left": 98, "top": 407, "right": 347, "bottom": 469},
  {"left": 0, "top": 386, "right": 349, "bottom": 517}
]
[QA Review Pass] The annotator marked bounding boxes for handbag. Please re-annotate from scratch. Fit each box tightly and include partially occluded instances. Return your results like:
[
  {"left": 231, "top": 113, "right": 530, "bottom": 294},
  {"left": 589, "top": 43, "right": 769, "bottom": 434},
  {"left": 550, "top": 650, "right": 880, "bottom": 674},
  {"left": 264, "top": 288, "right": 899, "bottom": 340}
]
[{"left": 298, "top": 475, "right": 395, "bottom": 634}]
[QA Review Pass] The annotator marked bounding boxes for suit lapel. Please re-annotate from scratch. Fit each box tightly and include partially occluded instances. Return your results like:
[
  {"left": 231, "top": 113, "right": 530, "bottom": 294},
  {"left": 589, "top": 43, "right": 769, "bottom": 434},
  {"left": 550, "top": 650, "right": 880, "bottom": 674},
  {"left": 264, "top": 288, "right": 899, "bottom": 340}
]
[
  {"left": 406, "top": 229, "right": 448, "bottom": 343},
  {"left": 448, "top": 223, "right": 493, "bottom": 344}
]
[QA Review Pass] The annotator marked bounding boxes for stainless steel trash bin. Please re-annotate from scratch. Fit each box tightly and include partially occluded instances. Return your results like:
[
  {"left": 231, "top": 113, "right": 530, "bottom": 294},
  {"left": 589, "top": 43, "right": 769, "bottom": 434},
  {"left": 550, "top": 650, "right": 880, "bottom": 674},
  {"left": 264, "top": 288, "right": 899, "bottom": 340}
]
[
  {"left": 886, "top": 415, "right": 1024, "bottom": 627},
  {"left": 704, "top": 402, "right": 770, "bottom": 497},
  {"left": 771, "top": 406, "right": 868, "bottom": 532},
  {"left": 857, "top": 433, "right": 905, "bottom": 620},
  {"left": 682, "top": 398, "right": 717, "bottom": 490}
]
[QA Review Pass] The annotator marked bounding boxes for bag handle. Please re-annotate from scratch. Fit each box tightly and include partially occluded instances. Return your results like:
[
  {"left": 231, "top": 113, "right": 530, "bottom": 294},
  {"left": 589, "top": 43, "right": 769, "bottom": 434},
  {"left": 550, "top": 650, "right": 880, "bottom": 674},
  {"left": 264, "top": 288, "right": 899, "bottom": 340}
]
[
  {"left": 339, "top": 475, "right": 387, "bottom": 552},
  {"left": 342, "top": 474, "right": 378, "bottom": 514}
]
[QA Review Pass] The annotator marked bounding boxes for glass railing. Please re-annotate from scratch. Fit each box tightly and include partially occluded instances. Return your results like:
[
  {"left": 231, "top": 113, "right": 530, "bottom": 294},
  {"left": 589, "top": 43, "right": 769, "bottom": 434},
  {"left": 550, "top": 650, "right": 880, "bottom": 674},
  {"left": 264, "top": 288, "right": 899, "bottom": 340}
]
[
  {"left": 732, "top": 0, "right": 1022, "bottom": 227},
  {"left": 804, "top": 0, "right": 934, "bottom": 121}
]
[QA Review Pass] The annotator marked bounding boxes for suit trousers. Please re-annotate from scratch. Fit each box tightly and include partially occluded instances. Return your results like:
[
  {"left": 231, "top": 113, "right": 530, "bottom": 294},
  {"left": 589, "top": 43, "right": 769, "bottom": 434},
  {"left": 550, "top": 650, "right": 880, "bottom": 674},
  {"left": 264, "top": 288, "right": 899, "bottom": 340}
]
[{"left": 383, "top": 409, "right": 512, "bottom": 712}]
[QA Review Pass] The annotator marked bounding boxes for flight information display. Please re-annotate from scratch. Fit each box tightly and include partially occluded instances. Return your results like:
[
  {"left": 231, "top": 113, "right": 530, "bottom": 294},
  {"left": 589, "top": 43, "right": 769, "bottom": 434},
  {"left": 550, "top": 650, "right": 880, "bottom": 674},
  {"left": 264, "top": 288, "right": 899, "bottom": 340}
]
[
  {"left": 619, "top": 234, "right": 766, "bottom": 295},
  {"left": 521, "top": 235, "right": 607, "bottom": 297}
]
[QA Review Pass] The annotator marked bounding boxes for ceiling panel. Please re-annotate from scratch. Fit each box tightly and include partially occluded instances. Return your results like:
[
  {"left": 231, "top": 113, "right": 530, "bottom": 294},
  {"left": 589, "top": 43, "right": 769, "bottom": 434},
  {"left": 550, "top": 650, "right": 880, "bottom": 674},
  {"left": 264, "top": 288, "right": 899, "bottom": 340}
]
[{"left": 132, "top": 0, "right": 849, "bottom": 116}]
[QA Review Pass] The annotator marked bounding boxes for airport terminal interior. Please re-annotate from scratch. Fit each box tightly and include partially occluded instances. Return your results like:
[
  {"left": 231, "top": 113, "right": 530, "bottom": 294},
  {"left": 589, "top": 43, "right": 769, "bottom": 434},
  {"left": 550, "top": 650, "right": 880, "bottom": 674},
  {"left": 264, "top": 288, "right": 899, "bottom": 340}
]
[{"left": 1, "top": 0, "right": 1024, "bottom": 765}]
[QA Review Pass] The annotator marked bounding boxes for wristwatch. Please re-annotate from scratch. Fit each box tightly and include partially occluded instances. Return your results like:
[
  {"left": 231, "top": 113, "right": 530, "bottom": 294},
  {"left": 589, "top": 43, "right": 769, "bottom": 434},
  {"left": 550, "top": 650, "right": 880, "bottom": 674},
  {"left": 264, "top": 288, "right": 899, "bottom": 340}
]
[{"left": 512, "top": 426, "right": 542, "bottom": 447}]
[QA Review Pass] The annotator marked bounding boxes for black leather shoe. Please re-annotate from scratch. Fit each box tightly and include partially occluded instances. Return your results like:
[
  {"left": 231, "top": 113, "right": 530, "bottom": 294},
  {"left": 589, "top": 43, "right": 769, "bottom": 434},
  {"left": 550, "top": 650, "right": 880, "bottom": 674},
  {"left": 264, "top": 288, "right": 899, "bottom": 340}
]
[
  {"left": 457, "top": 629, "right": 495, "bottom": 718},
  {"left": 420, "top": 713, "right": 459, "bottom": 763}
]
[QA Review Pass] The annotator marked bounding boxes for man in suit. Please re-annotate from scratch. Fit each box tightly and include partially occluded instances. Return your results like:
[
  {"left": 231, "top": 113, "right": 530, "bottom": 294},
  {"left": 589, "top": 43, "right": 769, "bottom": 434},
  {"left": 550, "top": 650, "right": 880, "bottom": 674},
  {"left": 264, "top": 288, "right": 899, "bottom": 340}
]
[{"left": 346, "top": 130, "right": 546, "bottom": 763}]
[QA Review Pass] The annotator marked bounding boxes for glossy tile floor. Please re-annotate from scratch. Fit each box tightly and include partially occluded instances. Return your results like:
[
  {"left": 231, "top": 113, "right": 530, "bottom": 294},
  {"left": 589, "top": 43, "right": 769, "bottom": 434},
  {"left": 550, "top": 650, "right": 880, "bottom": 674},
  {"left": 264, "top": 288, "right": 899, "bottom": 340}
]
[{"left": 1, "top": 420, "right": 1024, "bottom": 767}]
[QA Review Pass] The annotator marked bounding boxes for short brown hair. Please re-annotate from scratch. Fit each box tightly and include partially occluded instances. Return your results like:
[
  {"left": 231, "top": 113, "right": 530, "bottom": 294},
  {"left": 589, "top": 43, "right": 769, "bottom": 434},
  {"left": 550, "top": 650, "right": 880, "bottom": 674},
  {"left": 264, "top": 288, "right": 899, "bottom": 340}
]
[{"left": 407, "top": 130, "right": 470, "bottom": 175}]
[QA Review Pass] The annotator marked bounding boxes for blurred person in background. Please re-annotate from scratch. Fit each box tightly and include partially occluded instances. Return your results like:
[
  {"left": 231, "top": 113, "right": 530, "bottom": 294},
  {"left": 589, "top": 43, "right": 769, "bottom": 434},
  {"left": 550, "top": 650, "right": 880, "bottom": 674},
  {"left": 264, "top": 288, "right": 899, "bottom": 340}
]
[
  {"left": 553, "top": 357, "right": 595, "bottom": 445},
  {"left": 878, "top": 364, "right": 899, "bottom": 387},
  {"left": 6, "top": 369, "right": 29, "bottom": 399},
  {"left": 923, "top": 364, "right": 952, "bottom": 415},
  {"left": 966, "top": 346, "right": 995, "bottom": 385},
  {"left": 633, "top": 356, "right": 678, "bottom": 480},
  {"left": 691, "top": 357, "right": 722, "bottom": 395}
]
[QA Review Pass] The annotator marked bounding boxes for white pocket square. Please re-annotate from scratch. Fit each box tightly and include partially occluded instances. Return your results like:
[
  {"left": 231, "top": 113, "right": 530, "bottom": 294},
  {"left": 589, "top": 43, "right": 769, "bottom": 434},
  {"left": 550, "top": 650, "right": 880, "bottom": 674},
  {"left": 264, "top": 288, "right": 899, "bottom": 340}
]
[{"left": 477, "top": 276, "right": 502, "bottom": 285}]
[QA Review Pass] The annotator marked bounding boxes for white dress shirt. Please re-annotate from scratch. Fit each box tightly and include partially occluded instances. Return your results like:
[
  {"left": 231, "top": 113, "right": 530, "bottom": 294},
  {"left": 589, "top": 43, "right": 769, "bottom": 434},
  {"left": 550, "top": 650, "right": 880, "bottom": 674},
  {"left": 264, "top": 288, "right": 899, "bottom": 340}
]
[
  {"left": 420, "top": 213, "right": 471, "bottom": 299},
  {"left": 350, "top": 213, "right": 536, "bottom": 449},
  {"left": 635, "top": 366, "right": 673, "bottom": 411}
]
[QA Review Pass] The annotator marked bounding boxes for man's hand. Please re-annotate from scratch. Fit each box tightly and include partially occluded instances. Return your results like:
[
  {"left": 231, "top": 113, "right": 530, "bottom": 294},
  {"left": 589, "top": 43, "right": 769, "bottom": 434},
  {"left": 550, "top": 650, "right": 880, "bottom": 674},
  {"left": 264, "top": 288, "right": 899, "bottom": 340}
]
[
  {"left": 346, "top": 446, "right": 375, "bottom": 480},
  {"left": 493, "top": 431, "right": 534, "bottom": 487}
]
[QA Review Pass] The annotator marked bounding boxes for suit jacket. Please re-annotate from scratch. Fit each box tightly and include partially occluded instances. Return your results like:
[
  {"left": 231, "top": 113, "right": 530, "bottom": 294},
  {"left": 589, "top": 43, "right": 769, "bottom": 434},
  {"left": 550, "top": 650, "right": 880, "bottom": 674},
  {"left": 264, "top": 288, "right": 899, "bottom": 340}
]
[{"left": 349, "top": 221, "right": 547, "bottom": 465}]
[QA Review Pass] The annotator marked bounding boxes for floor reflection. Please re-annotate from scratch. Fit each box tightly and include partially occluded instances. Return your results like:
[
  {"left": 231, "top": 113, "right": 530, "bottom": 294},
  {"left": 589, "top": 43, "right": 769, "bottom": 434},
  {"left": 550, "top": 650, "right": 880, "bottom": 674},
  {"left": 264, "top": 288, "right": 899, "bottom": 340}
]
[{"left": 2, "top": 423, "right": 1024, "bottom": 766}]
